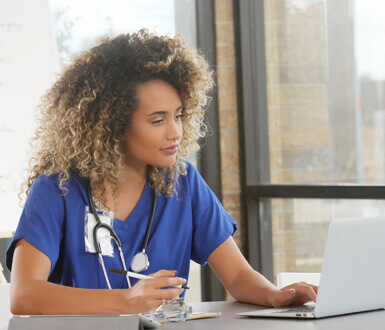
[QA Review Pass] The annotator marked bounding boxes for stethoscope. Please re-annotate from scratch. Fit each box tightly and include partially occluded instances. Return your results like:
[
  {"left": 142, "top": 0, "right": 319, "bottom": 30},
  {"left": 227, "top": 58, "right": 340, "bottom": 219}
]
[{"left": 87, "top": 181, "right": 156, "bottom": 289}]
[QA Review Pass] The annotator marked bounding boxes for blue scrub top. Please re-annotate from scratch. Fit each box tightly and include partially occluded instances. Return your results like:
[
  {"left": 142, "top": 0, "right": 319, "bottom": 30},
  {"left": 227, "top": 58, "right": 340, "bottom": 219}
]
[{"left": 6, "top": 161, "right": 237, "bottom": 292}]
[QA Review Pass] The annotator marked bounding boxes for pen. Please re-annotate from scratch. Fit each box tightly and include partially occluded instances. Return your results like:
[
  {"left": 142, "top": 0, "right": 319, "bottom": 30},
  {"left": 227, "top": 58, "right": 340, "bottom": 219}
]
[{"left": 109, "top": 267, "right": 190, "bottom": 289}]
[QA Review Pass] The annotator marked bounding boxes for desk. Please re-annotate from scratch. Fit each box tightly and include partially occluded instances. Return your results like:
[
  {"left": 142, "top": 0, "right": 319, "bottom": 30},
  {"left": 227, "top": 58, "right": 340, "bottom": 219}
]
[
  {"left": 161, "top": 301, "right": 385, "bottom": 330},
  {"left": 0, "top": 232, "right": 13, "bottom": 239},
  {"left": 2, "top": 301, "right": 385, "bottom": 330}
]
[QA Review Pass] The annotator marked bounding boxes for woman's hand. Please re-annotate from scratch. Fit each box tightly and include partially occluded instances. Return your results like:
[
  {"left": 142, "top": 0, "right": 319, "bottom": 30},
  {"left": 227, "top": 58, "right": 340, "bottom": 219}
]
[
  {"left": 122, "top": 269, "right": 186, "bottom": 313},
  {"left": 11, "top": 240, "right": 185, "bottom": 315},
  {"left": 207, "top": 237, "right": 318, "bottom": 308},
  {"left": 269, "top": 282, "right": 318, "bottom": 308}
]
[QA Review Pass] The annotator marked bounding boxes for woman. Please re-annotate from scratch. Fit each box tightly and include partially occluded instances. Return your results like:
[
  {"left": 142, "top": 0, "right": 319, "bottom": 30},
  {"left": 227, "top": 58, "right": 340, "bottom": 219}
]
[{"left": 7, "top": 30, "right": 317, "bottom": 315}]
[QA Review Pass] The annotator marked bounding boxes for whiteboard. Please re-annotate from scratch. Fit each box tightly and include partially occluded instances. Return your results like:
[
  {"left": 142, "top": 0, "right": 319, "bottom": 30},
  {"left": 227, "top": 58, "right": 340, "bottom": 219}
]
[{"left": 0, "top": 0, "right": 59, "bottom": 232}]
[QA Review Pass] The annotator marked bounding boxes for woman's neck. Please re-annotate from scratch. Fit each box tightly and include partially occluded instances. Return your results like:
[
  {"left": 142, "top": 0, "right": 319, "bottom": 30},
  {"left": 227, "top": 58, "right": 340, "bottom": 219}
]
[
  {"left": 93, "top": 163, "right": 147, "bottom": 213},
  {"left": 120, "top": 162, "right": 147, "bottom": 192}
]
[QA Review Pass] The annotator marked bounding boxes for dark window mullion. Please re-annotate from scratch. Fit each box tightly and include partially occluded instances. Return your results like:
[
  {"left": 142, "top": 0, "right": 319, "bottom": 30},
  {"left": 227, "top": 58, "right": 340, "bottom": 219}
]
[
  {"left": 246, "top": 184, "right": 385, "bottom": 199},
  {"left": 235, "top": 0, "right": 274, "bottom": 280},
  {"left": 195, "top": 0, "right": 225, "bottom": 302}
]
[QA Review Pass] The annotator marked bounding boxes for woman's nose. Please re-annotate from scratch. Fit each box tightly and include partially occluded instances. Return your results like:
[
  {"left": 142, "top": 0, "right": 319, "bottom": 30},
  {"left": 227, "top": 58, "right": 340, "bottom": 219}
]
[{"left": 167, "top": 119, "right": 182, "bottom": 141}]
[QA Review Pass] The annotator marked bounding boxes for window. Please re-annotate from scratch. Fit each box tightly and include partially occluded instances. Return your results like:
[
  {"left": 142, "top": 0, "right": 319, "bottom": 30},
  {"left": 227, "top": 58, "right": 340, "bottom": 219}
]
[{"left": 236, "top": 0, "right": 385, "bottom": 282}]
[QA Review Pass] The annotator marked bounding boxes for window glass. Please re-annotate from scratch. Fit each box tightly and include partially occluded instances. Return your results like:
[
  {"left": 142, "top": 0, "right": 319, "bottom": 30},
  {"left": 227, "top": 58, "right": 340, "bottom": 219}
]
[
  {"left": 265, "top": 198, "right": 385, "bottom": 279},
  {"left": 264, "top": 0, "right": 385, "bottom": 184}
]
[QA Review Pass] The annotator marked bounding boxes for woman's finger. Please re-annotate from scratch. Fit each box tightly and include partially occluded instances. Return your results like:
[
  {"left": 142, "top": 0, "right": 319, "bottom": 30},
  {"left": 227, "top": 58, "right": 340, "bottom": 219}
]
[
  {"left": 311, "top": 284, "right": 319, "bottom": 294},
  {"left": 272, "top": 288, "right": 295, "bottom": 307},
  {"left": 274, "top": 282, "right": 318, "bottom": 307},
  {"left": 154, "top": 290, "right": 184, "bottom": 307},
  {"left": 291, "top": 283, "right": 317, "bottom": 301},
  {"left": 145, "top": 276, "right": 186, "bottom": 289},
  {"left": 149, "top": 269, "right": 177, "bottom": 278},
  {"left": 282, "top": 281, "right": 314, "bottom": 290},
  {"left": 153, "top": 287, "right": 185, "bottom": 300},
  {"left": 282, "top": 282, "right": 318, "bottom": 300},
  {"left": 301, "top": 285, "right": 317, "bottom": 302}
]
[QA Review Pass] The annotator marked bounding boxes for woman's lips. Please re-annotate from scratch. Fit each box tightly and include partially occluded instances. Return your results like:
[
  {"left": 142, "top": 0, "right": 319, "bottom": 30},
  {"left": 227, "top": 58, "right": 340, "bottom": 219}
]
[{"left": 161, "top": 145, "right": 178, "bottom": 155}]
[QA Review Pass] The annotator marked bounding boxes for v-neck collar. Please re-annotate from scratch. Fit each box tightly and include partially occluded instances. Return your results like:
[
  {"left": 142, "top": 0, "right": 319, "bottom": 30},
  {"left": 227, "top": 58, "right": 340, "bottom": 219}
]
[
  {"left": 112, "top": 178, "right": 152, "bottom": 230},
  {"left": 75, "top": 172, "right": 152, "bottom": 230}
]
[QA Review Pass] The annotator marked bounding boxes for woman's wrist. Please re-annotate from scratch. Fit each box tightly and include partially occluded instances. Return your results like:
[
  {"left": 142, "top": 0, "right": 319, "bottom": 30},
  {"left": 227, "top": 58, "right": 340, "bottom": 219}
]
[
  {"left": 266, "top": 286, "right": 280, "bottom": 307},
  {"left": 105, "top": 289, "right": 131, "bottom": 314}
]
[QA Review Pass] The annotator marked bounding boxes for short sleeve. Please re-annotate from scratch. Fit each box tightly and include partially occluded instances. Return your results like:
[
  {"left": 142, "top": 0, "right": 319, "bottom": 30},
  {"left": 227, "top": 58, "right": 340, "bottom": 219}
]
[
  {"left": 6, "top": 175, "right": 65, "bottom": 275},
  {"left": 187, "top": 163, "right": 238, "bottom": 265}
]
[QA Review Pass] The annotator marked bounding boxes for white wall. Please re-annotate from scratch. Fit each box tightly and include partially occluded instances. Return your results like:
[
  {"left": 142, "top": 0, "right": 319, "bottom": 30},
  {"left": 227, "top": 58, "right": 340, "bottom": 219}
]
[{"left": 0, "top": 0, "right": 58, "bottom": 232}]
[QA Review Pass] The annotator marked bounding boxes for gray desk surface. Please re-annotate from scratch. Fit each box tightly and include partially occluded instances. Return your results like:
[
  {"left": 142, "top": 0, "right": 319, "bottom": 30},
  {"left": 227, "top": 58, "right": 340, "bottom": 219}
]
[
  {"left": 162, "top": 301, "right": 385, "bottom": 330},
  {"left": 2, "top": 301, "right": 385, "bottom": 330},
  {"left": 7, "top": 315, "right": 141, "bottom": 330}
]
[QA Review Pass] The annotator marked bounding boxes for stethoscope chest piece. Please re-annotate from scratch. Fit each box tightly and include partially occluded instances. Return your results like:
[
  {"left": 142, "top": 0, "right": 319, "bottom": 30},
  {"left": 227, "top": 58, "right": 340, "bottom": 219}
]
[{"left": 131, "top": 251, "right": 150, "bottom": 273}]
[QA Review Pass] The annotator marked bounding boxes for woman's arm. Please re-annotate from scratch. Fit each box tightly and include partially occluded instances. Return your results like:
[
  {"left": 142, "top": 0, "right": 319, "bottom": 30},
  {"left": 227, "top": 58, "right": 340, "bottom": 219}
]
[
  {"left": 11, "top": 239, "right": 185, "bottom": 315},
  {"left": 207, "top": 236, "right": 317, "bottom": 307}
]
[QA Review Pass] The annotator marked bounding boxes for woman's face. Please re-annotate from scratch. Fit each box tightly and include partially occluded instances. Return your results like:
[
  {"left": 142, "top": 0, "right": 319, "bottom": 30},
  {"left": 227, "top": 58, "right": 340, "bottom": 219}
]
[{"left": 123, "top": 80, "right": 184, "bottom": 170}]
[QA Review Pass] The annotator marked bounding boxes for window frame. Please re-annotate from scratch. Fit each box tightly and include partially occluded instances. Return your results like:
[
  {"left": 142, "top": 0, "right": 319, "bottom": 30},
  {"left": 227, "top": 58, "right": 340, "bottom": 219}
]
[{"left": 195, "top": 0, "right": 226, "bottom": 301}]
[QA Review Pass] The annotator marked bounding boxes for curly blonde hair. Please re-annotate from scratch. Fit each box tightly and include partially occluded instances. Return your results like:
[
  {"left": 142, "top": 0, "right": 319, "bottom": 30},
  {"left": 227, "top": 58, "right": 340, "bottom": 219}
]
[{"left": 21, "top": 29, "right": 214, "bottom": 210}]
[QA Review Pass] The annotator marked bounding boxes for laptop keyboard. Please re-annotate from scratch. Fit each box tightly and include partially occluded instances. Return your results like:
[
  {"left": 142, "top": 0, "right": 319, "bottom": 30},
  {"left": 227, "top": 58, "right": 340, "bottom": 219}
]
[{"left": 273, "top": 307, "right": 315, "bottom": 314}]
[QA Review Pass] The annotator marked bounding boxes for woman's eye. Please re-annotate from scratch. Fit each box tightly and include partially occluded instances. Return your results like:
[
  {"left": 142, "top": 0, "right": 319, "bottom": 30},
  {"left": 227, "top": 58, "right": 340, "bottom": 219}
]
[
  {"left": 152, "top": 119, "right": 164, "bottom": 124},
  {"left": 176, "top": 114, "right": 185, "bottom": 120}
]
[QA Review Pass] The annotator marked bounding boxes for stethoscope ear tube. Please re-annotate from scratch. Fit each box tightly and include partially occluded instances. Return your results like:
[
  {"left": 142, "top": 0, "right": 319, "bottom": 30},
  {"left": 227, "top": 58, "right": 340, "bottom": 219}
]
[
  {"left": 141, "top": 191, "right": 157, "bottom": 252},
  {"left": 131, "top": 191, "right": 156, "bottom": 272}
]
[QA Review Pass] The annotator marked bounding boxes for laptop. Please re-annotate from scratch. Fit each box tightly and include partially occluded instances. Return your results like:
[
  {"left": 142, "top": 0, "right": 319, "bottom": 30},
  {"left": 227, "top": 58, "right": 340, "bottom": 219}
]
[{"left": 238, "top": 216, "right": 385, "bottom": 319}]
